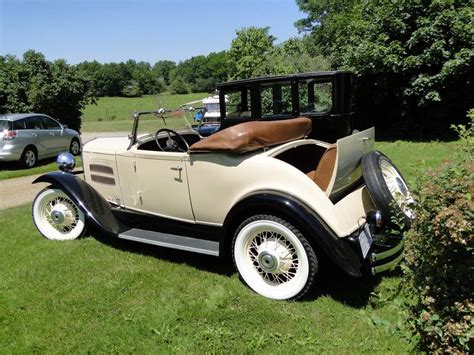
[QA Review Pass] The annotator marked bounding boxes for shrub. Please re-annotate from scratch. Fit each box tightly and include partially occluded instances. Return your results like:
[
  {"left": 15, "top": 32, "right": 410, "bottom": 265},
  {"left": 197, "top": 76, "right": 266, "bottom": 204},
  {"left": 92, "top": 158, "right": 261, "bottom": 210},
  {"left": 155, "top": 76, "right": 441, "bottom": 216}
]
[
  {"left": 403, "top": 110, "right": 474, "bottom": 353},
  {"left": 169, "top": 77, "right": 190, "bottom": 95}
]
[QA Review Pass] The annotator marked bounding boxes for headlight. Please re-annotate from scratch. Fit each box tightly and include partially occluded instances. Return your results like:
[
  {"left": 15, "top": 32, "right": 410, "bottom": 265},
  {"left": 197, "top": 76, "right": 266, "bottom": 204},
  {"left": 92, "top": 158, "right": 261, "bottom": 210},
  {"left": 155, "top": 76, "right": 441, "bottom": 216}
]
[{"left": 56, "top": 152, "right": 76, "bottom": 172}]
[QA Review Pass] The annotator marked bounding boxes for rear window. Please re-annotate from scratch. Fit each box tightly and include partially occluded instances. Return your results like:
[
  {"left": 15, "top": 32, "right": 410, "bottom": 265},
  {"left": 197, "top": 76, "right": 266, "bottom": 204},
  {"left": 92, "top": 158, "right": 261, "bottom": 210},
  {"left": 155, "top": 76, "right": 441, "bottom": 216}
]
[{"left": 0, "top": 119, "right": 12, "bottom": 130}]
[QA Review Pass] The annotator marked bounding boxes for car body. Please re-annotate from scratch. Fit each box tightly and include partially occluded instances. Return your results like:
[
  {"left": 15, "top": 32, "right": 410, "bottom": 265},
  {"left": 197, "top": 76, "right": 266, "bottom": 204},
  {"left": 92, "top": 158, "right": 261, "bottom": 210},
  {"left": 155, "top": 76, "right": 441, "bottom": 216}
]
[
  {"left": 0, "top": 113, "right": 81, "bottom": 167},
  {"left": 31, "top": 72, "right": 413, "bottom": 300}
]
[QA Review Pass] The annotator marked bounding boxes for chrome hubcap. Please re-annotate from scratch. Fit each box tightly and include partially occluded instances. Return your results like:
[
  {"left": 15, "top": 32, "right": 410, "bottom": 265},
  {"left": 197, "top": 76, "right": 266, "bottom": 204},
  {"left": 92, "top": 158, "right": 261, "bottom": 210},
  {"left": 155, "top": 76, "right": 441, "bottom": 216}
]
[
  {"left": 43, "top": 197, "right": 80, "bottom": 233},
  {"left": 248, "top": 230, "right": 298, "bottom": 285},
  {"left": 71, "top": 141, "right": 79, "bottom": 154},
  {"left": 380, "top": 158, "right": 414, "bottom": 218},
  {"left": 25, "top": 151, "right": 35, "bottom": 166}
]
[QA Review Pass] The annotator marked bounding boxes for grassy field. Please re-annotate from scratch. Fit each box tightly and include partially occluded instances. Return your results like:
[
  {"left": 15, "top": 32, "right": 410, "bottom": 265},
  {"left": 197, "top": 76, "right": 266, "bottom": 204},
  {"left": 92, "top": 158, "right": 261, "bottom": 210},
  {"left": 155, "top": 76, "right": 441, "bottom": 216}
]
[
  {"left": 0, "top": 140, "right": 461, "bottom": 352},
  {"left": 81, "top": 93, "right": 206, "bottom": 132}
]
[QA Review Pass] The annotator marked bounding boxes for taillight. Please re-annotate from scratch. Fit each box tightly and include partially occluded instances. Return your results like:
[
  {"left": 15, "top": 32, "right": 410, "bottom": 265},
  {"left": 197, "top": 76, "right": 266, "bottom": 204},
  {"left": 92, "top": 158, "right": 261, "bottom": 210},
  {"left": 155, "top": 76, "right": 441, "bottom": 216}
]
[{"left": 3, "top": 130, "right": 17, "bottom": 140}]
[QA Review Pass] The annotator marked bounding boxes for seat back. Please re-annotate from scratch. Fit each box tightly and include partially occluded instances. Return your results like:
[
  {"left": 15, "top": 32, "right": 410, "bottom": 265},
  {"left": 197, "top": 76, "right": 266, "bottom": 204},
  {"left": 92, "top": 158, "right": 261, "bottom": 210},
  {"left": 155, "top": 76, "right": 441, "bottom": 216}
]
[{"left": 308, "top": 144, "right": 337, "bottom": 191}]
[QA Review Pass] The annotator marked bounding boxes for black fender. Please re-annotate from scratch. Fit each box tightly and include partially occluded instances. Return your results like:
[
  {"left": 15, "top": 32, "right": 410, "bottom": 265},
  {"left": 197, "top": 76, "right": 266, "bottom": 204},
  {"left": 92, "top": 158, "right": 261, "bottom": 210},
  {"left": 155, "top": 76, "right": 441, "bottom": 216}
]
[
  {"left": 33, "top": 172, "right": 121, "bottom": 235},
  {"left": 222, "top": 193, "right": 363, "bottom": 277}
]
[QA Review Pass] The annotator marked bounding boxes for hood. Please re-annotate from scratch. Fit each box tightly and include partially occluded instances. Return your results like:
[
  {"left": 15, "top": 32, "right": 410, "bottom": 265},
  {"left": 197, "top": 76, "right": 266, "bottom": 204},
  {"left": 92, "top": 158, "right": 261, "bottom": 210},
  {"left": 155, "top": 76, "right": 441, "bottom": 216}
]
[{"left": 83, "top": 136, "right": 130, "bottom": 155}]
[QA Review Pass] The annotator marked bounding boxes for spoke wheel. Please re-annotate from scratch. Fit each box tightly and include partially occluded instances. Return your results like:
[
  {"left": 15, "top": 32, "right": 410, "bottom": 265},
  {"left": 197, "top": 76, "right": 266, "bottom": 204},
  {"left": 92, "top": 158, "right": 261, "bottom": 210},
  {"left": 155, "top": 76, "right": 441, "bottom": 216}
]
[
  {"left": 362, "top": 150, "right": 414, "bottom": 228},
  {"left": 32, "top": 188, "right": 86, "bottom": 240},
  {"left": 233, "top": 215, "right": 318, "bottom": 300}
]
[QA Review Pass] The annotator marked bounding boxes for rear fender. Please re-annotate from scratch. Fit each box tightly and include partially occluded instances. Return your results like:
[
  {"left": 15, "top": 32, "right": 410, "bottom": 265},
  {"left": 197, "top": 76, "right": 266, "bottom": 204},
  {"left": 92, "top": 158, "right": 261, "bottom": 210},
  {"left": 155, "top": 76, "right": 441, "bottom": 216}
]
[
  {"left": 33, "top": 172, "right": 121, "bottom": 235},
  {"left": 222, "top": 193, "right": 363, "bottom": 277}
]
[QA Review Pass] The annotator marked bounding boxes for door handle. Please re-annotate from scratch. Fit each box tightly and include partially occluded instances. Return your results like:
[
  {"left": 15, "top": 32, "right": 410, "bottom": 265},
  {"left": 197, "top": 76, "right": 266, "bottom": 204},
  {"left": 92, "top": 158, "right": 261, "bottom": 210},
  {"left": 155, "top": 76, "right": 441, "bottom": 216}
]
[
  {"left": 170, "top": 166, "right": 182, "bottom": 171},
  {"left": 32, "top": 133, "right": 37, "bottom": 137},
  {"left": 49, "top": 133, "right": 55, "bottom": 136}
]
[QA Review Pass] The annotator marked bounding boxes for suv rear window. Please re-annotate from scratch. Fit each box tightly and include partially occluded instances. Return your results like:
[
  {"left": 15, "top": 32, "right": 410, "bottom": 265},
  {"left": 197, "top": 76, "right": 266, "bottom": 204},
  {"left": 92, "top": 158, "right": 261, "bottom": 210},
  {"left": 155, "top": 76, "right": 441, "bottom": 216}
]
[{"left": 0, "top": 119, "right": 12, "bottom": 130}]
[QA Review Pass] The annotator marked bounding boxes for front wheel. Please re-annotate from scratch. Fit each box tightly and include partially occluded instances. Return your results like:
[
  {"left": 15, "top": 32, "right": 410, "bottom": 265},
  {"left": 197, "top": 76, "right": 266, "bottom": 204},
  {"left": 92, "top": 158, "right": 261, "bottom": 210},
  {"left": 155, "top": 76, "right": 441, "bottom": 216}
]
[
  {"left": 69, "top": 138, "right": 81, "bottom": 156},
  {"left": 232, "top": 215, "right": 318, "bottom": 300},
  {"left": 32, "top": 188, "right": 86, "bottom": 240}
]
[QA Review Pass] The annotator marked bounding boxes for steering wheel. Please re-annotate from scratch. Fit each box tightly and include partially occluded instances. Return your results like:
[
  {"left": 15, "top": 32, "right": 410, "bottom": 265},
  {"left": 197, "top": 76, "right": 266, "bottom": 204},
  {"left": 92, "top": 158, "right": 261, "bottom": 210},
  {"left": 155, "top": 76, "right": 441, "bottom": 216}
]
[{"left": 155, "top": 128, "right": 189, "bottom": 152}]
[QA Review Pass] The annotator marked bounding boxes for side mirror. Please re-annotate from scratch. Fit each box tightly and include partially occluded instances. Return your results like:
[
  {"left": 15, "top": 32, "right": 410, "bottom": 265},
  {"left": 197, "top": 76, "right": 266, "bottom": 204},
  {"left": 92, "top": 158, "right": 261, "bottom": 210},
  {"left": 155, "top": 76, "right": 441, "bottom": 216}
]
[{"left": 62, "top": 125, "right": 68, "bottom": 129}]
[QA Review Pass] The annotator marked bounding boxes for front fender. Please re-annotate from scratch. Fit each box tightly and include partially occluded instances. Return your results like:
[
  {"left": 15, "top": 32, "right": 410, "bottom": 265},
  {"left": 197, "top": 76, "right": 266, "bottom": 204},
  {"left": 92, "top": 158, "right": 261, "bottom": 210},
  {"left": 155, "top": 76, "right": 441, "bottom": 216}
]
[
  {"left": 222, "top": 193, "right": 363, "bottom": 277},
  {"left": 33, "top": 172, "right": 121, "bottom": 235}
]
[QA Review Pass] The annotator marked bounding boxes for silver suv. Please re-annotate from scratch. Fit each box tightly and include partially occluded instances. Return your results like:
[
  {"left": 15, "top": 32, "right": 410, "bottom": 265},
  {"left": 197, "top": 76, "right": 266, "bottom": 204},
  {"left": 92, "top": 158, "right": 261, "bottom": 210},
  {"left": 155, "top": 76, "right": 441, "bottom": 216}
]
[{"left": 0, "top": 113, "right": 81, "bottom": 168}]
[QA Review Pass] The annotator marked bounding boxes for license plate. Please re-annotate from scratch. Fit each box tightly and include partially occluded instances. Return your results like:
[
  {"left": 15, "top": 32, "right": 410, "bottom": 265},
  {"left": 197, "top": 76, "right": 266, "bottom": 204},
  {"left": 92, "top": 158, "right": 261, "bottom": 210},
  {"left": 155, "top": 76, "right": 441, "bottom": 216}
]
[{"left": 359, "top": 224, "right": 373, "bottom": 259}]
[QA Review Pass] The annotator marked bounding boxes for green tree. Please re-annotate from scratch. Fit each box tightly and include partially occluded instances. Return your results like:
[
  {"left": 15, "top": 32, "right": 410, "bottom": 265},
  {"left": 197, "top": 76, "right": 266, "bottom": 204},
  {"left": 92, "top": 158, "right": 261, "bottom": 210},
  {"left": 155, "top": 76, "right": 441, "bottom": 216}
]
[
  {"left": 0, "top": 51, "right": 94, "bottom": 131},
  {"left": 169, "top": 76, "right": 190, "bottom": 94},
  {"left": 227, "top": 27, "right": 276, "bottom": 80},
  {"left": 153, "top": 60, "right": 176, "bottom": 86},
  {"left": 297, "top": 0, "right": 474, "bottom": 137}
]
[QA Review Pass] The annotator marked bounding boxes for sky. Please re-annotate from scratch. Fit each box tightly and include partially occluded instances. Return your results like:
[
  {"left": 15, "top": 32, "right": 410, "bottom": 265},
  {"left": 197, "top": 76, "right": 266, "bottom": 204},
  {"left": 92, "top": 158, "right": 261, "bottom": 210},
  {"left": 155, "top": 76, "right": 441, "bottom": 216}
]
[{"left": 0, "top": 0, "right": 305, "bottom": 64}]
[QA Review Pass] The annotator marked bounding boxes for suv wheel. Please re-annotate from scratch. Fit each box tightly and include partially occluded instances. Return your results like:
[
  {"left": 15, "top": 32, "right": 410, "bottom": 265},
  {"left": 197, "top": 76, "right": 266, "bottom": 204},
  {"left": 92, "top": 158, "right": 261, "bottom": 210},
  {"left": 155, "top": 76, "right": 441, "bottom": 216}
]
[
  {"left": 232, "top": 214, "right": 318, "bottom": 300},
  {"left": 21, "top": 146, "right": 37, "bottom": 168},
  {"left": 69, "top": 138, "right": 81, "bottom": 156}
]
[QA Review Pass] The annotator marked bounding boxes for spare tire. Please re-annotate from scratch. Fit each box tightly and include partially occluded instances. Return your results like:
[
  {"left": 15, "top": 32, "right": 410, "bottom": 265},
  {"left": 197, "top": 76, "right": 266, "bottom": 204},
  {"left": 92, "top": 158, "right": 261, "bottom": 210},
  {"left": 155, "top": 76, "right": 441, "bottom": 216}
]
[{"left": 361, "top": 150, "right": 414, "bottom": 229}]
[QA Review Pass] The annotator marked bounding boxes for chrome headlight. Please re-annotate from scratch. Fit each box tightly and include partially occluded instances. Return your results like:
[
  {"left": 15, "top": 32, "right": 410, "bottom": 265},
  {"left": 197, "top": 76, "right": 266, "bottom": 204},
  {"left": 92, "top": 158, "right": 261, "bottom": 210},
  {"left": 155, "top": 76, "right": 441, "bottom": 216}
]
[{"left": 56, "top": 152, "right": 76, "bottom": 172}]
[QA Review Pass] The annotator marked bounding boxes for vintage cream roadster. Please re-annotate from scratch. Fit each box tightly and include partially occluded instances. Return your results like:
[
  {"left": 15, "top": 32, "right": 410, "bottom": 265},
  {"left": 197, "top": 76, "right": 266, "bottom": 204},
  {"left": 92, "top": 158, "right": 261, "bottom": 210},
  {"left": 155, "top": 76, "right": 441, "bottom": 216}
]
[{"left": 31, "top": 72, "right": 413, "bottom": 300}]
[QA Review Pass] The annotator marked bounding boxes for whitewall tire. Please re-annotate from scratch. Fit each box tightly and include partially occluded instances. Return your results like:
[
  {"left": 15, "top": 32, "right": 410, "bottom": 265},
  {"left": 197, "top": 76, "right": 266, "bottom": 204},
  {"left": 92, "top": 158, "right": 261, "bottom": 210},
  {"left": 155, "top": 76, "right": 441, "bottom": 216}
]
[
  {"left": 32, "top": 188, "right": 86, "bottom": 240},
  {"left": 233, "top": 215, "right": 318, "bottom": 300}
]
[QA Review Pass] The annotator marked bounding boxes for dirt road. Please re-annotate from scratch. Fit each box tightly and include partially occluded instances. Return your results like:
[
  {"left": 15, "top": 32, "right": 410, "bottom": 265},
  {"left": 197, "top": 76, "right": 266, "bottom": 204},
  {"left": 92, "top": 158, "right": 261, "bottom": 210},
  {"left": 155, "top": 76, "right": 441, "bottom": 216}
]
[{"left": 0, "top": 132, "right": 125, "bottom": 210}]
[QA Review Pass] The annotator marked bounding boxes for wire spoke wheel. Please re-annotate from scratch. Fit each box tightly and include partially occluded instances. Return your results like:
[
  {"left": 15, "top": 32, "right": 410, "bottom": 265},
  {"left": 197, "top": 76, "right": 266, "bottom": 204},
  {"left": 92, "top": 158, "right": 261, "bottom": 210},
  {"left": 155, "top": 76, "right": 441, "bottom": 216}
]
[
  {"left": 233, "top": 215, "right": 318, "bottom": 300},
  {"left": 32, "top": 188, "right": 85, "bottom": 240},
  {"left": 380, "top": 158, "right": 415, "bottom": 218}
]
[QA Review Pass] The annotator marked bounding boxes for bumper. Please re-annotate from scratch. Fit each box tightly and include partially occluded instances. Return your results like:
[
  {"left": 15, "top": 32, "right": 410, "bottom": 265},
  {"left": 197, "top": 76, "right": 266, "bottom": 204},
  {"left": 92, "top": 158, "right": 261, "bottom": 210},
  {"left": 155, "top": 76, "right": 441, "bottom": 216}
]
[
  {"left": 370, "top": 236, "right": 404, "bottom": 274},
  {"left": 347, "top": 228, "right": 404, "bottom": 275},
  {"left": 0, "top": 149, "right": 22, "bottom": 162}
]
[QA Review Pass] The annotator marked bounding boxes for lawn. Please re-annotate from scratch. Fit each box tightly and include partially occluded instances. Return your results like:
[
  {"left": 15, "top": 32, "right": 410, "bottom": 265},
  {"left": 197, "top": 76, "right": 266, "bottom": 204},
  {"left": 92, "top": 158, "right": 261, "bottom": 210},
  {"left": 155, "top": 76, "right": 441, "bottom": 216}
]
[
  {"left": 0, "top": 157, "right": 82, "bottom": 181},
  {"left": 81, "top": 93, "right": 206, "bottom": 132},
  {"left": 0, "top": 140, "right": 460, "bottom": 352}
]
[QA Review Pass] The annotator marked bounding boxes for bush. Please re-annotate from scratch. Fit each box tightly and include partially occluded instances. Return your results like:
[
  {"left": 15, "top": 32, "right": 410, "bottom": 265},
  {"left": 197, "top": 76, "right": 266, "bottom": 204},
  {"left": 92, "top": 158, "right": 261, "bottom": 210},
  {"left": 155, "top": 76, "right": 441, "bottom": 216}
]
[
  {"left": 169, "top": 77, "right": 190, "bottom": 95},
  {"left": 403, "top": 111, "right": 474, "bottom": 353},
  {"left": 0, "top": 51, "right": 94, "bottom": 132}
]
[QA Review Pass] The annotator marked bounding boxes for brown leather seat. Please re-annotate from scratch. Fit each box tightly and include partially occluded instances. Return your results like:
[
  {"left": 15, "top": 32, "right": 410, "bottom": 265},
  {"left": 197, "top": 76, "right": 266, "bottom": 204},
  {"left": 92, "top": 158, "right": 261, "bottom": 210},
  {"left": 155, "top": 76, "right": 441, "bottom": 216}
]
[{"left": 307, "top": 144, "right": 337, "bottom": 191}]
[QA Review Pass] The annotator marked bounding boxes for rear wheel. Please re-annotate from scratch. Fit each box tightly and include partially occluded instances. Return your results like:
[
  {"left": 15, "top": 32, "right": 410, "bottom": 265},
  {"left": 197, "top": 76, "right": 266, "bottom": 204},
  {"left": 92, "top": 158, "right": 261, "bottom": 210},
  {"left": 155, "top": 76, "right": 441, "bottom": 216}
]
[
  {"left": 232, "top": 215, "right": 318, "bottom": 300},
  {"left": 20, "top": 146, "right": 37, "bottom": 168},
  {"left": 362, "top": 150, "right": 414, "bottom": 228},
  {"left": 32, "top": 188, "right": 86, "bottom": 240}
]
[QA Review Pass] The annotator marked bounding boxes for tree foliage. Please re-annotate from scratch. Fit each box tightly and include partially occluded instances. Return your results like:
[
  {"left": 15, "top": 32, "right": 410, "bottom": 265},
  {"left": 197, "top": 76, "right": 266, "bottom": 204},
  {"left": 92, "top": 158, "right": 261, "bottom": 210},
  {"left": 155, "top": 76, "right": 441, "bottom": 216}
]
[
  {"left": 297, "top": 0, "right": 474, "bottom": 137},
  {"left": 0, "top": 50, "right": 94, "bottom": 131},
  {"left": 227, "top": 27, "right": 329, "bottom": 80}
]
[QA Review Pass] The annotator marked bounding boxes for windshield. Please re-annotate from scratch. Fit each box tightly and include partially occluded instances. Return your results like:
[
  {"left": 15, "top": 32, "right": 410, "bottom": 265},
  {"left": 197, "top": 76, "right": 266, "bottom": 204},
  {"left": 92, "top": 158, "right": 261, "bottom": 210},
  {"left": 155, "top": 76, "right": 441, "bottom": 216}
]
[
  {"left": 204, "top": 103, "right": 220, "bottom": 112},
  {"left": 0, "top": 119, "right": 12, "bottom": 130},
  {"left": 134, "top": 111, "right": 192, "bottom": 138}
]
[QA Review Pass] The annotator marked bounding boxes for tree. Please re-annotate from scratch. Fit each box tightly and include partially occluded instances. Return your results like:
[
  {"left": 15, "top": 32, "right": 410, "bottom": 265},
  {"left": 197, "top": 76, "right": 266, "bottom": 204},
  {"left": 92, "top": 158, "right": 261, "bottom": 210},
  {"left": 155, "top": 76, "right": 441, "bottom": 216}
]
[
  {"left": 227, "top": 27, "right": 276, "bottom": 80},
  {"left": 0, "top": 50, "right": 94, "bottom": 131},
  {"left": 169, "top": 77, "right": 190, "bottom": 94},
  {"left": 153, "top": 60, "right": 176, "bottom": 86},
  {"left": 297, "top": 0, "right": 474, "bottom": 138}
]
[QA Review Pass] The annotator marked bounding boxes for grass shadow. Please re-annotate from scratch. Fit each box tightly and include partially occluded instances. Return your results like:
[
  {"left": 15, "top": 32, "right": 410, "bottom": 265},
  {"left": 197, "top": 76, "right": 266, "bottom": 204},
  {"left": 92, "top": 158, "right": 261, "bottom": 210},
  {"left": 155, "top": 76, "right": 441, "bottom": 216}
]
[
  {"left": 90, "top": 228, "right": 396, "bottom": 307},
  {"left": 90, "top": 229, "right": 234, "bottom": 277},
  {"left": 0, "top": 157, "right": 56, "bottom": 171}
]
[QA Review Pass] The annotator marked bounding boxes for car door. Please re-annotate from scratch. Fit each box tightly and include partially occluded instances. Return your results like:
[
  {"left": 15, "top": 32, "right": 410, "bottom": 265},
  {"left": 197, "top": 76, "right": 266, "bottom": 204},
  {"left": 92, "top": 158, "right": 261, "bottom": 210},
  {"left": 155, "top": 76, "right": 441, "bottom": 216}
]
[
  {"left": 39, "top": 115, "right": 68, "bottom": 153},
  {"left": 25, "top": 116, "right": 49, "bottom": 157},
  {"left": 130, "top": 149, "right": 195, "bottom": 222}
]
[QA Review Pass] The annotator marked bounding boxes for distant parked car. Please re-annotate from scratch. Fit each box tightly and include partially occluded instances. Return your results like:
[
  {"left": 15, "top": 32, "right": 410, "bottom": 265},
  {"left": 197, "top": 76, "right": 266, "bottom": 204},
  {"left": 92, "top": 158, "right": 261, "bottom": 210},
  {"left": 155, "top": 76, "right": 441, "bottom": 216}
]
[{"left": 0, "top": 113, "right": 81, "bottom": 168}]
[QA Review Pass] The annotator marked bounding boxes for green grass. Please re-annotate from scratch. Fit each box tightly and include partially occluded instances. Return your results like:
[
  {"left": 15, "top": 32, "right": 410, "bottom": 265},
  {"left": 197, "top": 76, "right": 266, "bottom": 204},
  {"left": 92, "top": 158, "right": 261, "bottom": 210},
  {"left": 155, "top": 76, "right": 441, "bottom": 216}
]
[
  {"left": 81, "top": 93, "right": 206, "bottom": 132},
  {"left": 0, "top": 141, "right": 461, "bottom": 352},
  {"left": 0, "top": 204, "right": 411, "bottom": 353},
  {"left": 0, "top": 157, "right": 82, "bottom": 181}
]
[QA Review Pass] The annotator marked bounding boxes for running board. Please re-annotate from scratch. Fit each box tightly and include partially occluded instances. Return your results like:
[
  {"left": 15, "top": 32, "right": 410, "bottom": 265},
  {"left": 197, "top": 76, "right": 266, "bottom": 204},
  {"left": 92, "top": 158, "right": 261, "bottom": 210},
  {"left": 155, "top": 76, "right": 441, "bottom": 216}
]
[{"left": 118, "top": 228, "right": 220, "bottom": 256}]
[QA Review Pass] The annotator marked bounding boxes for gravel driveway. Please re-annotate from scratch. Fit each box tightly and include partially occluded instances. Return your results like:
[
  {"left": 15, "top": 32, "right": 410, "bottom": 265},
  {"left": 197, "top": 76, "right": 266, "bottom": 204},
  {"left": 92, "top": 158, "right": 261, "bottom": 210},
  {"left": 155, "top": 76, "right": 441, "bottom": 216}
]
[{"left": 0, "top": 132, "right": 126, "bottom": 210}]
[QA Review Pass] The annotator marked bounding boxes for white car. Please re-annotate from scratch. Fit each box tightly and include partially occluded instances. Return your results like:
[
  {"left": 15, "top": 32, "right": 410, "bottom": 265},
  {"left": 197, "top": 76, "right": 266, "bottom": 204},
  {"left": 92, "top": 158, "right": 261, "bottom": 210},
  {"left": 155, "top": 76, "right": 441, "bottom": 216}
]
[{"left": 30, "top": 73, "right": 413, "bottom": 300}]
